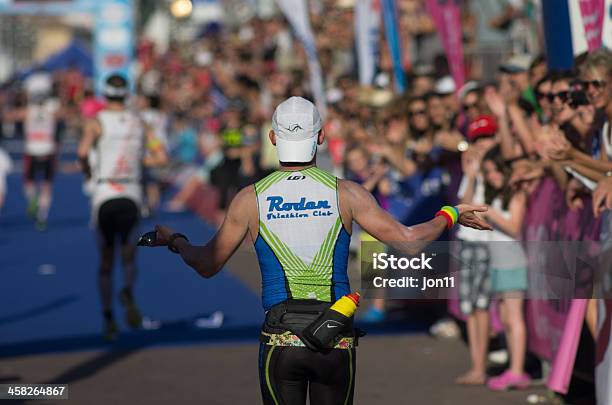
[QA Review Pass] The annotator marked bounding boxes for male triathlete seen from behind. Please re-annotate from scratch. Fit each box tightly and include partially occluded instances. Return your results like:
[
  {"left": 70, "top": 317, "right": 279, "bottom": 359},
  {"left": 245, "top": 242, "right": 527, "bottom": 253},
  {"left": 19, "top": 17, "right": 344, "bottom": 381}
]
[
  {"left": 3, "top": 85, "right": 64, "bottom": 230},
  {"left": 148, "top": 97, "right": 491, "bottom": 405},
  {"left": 78, "top": 74, "right": 168, "bottom": 341}
]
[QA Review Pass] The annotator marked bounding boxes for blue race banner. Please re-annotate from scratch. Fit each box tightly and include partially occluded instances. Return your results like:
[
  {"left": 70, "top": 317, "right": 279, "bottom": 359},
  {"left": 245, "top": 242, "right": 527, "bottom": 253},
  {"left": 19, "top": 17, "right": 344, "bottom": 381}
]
[
  {"left": 381, "top": 0, "right": 405, "bottom": 93},
  {"left": 541, "top": 0, "right": 574, "bottom": 71},
  {"left": 93, "top": 0, "right": 134, "bottom": 94}
]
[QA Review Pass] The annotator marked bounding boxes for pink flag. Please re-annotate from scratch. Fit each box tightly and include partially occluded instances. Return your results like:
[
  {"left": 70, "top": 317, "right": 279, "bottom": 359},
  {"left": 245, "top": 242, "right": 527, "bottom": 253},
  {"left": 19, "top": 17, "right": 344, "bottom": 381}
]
[
  {"left": 425, "top": 0, "right": 465, "bottom": 90},
  {"left": 547, "top": 299, "right": 588, "bottom": 394},
  {"left": 579, "top": 0, "right": 605, "bottom": 51}
]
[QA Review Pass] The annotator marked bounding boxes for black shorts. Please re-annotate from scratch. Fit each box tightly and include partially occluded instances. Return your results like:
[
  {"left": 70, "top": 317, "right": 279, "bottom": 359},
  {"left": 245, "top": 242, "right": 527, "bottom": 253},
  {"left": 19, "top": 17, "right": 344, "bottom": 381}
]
[
  {"left": 23, "top": 154, "right": 56, "bottom": 182},
  {"left": 259, "top": 344, "right": 356, "bottom": 405},
  {"left": 210, "top": 157, "right": 241, "bottom": 209},
  {"left": 97, "top": 198, "right": 139, "bottom": 248}
]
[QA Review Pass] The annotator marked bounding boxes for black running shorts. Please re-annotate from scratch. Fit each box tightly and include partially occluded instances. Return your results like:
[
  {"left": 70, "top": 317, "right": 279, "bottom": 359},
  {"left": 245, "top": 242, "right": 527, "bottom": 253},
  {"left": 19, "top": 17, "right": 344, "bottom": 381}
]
[
  {"left": 97, "top": 198, "right": 139, "bottom": 248},
  {"left": 23, "top": 154, "right": 55, "bottom": 182}
]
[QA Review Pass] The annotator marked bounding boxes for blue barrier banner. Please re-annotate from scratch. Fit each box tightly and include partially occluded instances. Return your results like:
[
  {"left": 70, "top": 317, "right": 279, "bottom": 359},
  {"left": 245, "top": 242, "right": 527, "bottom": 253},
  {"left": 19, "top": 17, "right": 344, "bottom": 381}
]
[{"left": 0, "top": 0, "right": 95, "bottom": 14}]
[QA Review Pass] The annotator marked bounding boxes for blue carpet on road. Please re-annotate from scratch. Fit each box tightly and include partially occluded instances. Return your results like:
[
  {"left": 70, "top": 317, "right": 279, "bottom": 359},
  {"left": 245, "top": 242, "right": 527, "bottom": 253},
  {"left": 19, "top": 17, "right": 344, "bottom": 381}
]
[{"left": 0, "top": 173, "right": 264, "bottom": 358}]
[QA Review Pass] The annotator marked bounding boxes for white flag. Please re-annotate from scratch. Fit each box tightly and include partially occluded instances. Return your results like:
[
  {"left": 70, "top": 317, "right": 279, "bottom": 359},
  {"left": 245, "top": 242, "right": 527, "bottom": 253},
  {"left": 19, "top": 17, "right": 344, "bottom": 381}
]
[
  {"left": 355, "top": 0, "right": 380, "bottom": 86},
  {"left": 276, "top": 0, "right": 327, "bottom": 118}
]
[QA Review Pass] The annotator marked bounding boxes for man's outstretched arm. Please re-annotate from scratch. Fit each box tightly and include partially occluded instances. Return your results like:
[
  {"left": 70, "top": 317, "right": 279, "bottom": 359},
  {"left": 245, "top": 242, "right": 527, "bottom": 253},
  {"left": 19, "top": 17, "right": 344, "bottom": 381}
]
[
  {"left": 340, "top": 180, "right": 491, "bottom": 254},
  {"left": 155, "top": 186, "right": 254, "bottom": 278}
]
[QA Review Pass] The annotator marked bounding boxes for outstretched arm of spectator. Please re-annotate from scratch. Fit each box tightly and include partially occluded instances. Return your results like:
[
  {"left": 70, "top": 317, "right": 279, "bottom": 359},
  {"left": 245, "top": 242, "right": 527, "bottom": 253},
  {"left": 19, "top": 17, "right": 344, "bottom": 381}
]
[
  {"left": 507, "top": 104, "right": 535, "bottom": 156},
  {"left": 482, "top": 192, "right": 526, "bottom": 238},
  {"left": 563, "top": 160, "right": 607, "bottom": 183},
  {"left": 485, "top": 90, "right": 521, "bottom": 160},
  {"left": 370, "top": 143, "right": 417, "bottom": 177},
  {"left": 547, "top": 130, "right": 612, "bottom": 181},
  {"left": 459, "top": 149, "right": 480, "bottom": 204},
  {"left": 360, "top": 162, "right": 388, "bottom": 193},
  {"left": 550, "top": 162, "right": 570, "bottom": 190},
  {"left": 564, "top": 148, "right": 612, "bottom": 176}
]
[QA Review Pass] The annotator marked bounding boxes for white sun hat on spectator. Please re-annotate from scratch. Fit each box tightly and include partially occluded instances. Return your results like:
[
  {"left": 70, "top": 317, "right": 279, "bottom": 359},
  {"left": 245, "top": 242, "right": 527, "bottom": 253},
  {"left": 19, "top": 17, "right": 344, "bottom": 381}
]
[
  {"left": 499, "top": 54, "right": 532, "bottom": 74},
  {"left": 326, "top": 87, "right": 344, "bottom": 104},
  {"left": 25, "top": 71, "right": 52, "bottom": 97},
  {"left": 272, "top": 97, "right": 322, "bottom": 163},
  {"left": 435, "top": 75, "right": 456, "bottom": 95},
  {"left": 458, "top": 81, "right": 480, "bottom": 102},
  {"left": 337, "top": 0, "right": 356, "bottom": 8}
]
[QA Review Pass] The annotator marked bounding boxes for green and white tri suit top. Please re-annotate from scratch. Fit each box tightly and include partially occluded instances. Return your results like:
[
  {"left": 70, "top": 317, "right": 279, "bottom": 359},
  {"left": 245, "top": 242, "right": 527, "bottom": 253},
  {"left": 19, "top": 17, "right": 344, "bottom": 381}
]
[{"left": 254, "top": 167, "right": 351, "bottom": 310}]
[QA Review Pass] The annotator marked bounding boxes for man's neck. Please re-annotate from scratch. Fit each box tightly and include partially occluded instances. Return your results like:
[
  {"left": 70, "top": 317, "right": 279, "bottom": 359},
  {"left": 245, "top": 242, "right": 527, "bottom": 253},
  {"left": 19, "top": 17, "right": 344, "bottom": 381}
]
[{"left": 279, "top": 161, "right": 316, "bottom": 171}]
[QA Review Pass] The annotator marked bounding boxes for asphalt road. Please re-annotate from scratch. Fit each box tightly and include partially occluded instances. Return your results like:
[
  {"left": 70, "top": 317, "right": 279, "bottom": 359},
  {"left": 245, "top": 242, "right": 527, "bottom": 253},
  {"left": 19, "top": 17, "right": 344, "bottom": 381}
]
[{"left": 0, "top": 334, "right": 549, "bottom": 405}]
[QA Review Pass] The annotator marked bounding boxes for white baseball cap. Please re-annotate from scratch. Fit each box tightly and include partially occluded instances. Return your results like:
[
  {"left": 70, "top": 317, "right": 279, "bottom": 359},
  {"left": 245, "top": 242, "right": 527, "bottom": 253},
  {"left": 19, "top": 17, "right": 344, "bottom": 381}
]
[{"left": 272, "top": 97, "right": 322, "bottom": 163}]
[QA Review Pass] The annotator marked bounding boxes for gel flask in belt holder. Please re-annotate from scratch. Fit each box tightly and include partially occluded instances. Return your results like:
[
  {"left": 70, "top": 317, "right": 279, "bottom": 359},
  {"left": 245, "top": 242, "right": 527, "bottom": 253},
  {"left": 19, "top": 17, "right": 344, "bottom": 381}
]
[{"left": 302, "top": 292, "right": 360, "bottom": 350}]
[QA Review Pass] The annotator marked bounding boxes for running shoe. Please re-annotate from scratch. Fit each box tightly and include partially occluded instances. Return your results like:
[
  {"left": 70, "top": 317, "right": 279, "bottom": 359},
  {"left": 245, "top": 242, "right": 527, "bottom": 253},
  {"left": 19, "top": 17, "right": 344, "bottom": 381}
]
[
  {"left": 487, "top": 370, "right": 531, "bottom": 391},
  {"left": 119, "top": 288, "right": 142, "bottom": 329},
  {"left": 360, "top": 307, "right": 386, "bottom": 323},
  {"left": 103, "top": 319, "right": 119, "bottom": 342},
  {"left": 429, "top": 318, "right": 461, "bottom": 339},
  {"left": 35, "top": 219, "right": 47, "bottom": 231},
  {"left": 488, "top": 349, "right": 509, "bottom": 365},
  {"left": 27, "top": 198, "right": 38, "bottom": 218}
]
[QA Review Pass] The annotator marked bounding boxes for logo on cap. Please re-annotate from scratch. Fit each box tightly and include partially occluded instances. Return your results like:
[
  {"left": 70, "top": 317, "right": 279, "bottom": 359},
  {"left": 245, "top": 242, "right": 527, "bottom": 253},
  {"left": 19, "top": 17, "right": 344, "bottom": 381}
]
[{"left": 285, "top": 124, "right": 303, "bottom": 132}]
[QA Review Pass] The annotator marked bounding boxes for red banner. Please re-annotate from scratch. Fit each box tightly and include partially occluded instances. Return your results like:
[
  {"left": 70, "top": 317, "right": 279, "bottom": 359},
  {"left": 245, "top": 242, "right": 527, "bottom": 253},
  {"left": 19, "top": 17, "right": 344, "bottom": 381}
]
[{"left": 579, "top": 0, "right": 605, "bottom": 51}]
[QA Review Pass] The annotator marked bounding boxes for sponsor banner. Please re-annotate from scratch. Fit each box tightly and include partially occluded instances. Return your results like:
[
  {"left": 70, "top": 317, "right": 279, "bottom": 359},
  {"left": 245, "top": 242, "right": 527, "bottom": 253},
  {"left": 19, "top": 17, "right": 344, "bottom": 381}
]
[
  {"left": 425, "top": 0, "right": 465, "bottom": 90},
  {"left": 381, "top": 0, "right": 405, "bottom": 93},
  {"left": 355, "top": 0, "right": 381, "bottom": 86},
  {"left": 579, "top": 0, "right": 606, "bottom": 51},
  {"left": 277, "top": 0, "right": 327, "bottom": 118},
  {"left": 93, "top": 0, "right": 135, "bottom": 94},
  {"left": 603, "top": 0, "right": 612, "bottom": 49}
]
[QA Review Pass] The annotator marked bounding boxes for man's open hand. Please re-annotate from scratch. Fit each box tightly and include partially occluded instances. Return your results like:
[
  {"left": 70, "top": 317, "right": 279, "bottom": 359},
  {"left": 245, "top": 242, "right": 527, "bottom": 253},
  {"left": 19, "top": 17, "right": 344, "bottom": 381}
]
[
  {"left": 455, "top": 204, "right": 492, "bottom": 231},
  {"left": 153, "top": 224, "right": 176, "bottom": 246}
]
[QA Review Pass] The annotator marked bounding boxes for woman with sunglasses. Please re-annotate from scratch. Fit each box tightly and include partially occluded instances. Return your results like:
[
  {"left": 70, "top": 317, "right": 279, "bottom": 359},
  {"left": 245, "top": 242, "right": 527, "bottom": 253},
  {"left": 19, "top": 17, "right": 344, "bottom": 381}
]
[
  {"left": 534, "top": 75, "right": 553, "bottom": 125},
  {"left": 580, "top": 49, "right": 612, "bottom": 112},
  {"left": 545, "top": 74, "right": 599, "bottom": 189}
]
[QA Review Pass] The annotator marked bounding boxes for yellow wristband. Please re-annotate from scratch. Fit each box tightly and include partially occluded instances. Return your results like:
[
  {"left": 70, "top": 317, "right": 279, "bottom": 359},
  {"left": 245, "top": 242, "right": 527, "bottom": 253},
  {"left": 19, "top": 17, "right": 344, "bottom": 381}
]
[{"left": 441, "top": 206, "right": 458, "bottom": 224}]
